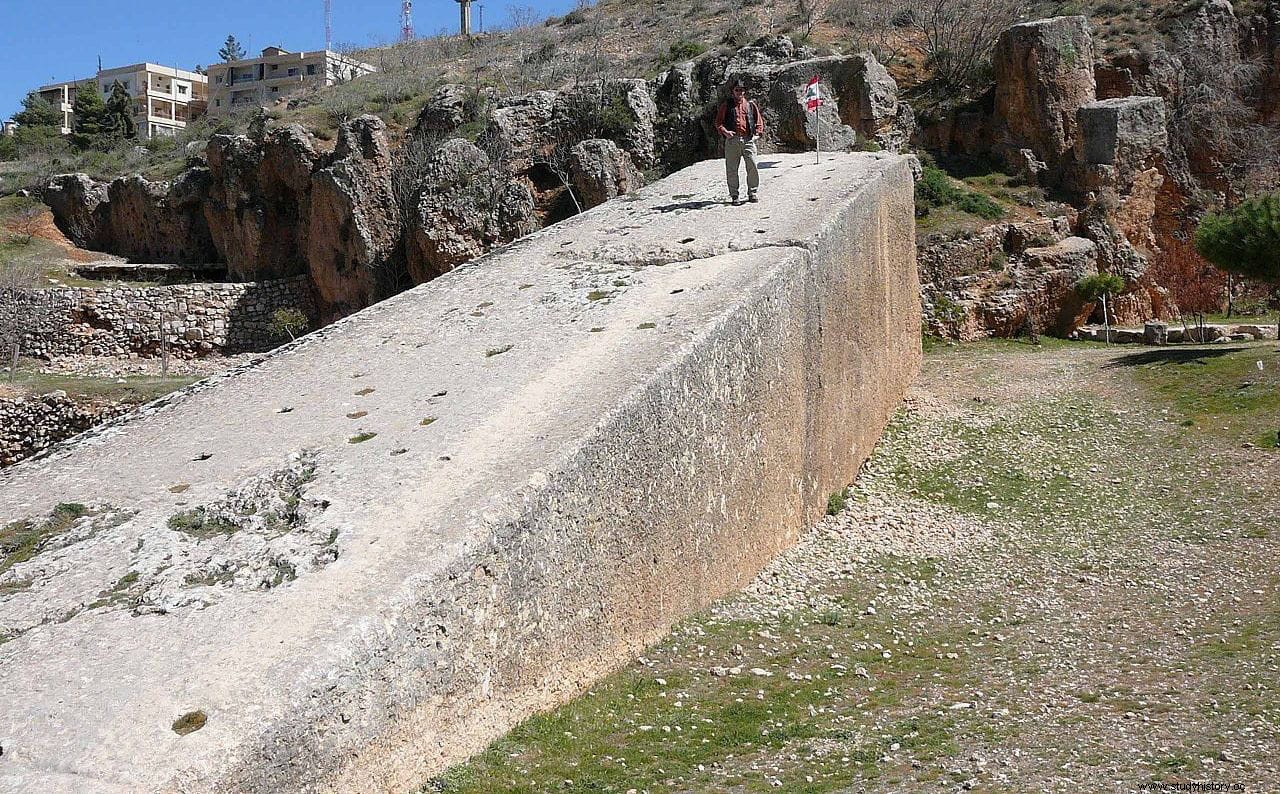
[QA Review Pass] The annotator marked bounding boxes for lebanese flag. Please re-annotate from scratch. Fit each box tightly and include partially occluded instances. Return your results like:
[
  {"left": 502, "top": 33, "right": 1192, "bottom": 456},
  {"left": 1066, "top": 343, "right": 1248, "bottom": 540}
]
[{"left": 804, "top": 75, "right": 823, "bottom": 111}]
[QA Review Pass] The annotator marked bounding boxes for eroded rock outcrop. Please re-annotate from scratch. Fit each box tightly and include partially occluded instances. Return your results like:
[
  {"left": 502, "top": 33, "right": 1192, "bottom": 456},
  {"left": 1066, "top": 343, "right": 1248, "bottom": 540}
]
[
  {"left": 202, "top": 124, "right": 320, "bottom": 281},
  {"left": 43, "top": 174, "right": 110, "bottom": 249},
  {"left": 307, "top": 117, "right": 401, "bottom": 313},
  {"left": 993, "top": 16, "right": 1097, "bottom": 180},
  {"left": 406, "top": 138, "right": 538, "bottom": 283},
  {"left": 654, "top": 36, "right": 914, "bottom": 169},
  {"left": 920, "top": 217, "right": 1109, "bottom": 339},
  {"left": 567, "top": 138, "right": 642, "bottom": 208}
]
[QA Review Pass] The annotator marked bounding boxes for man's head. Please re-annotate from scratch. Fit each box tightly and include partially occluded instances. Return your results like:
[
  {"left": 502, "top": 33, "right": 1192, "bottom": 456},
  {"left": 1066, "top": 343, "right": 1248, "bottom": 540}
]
[{"left": 729, "top": 79, "right": 747, "bottom": 100}]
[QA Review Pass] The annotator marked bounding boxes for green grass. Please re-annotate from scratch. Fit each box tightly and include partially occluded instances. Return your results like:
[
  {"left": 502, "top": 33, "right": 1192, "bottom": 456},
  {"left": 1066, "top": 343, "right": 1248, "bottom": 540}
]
[
  {"left": 1125, "top": 344, "right": 1280, "bottom": 449},
  {"left": 348, "top": 431, "right": 378, "bottom": 444},
  {"left": 0, "top": 503, "right": 90, "bottom": 576},
  {"left": 2, "top": 365, "right": 199, "bottom": 403},
  {"left": 167, "top": 508, "right": 239, "bottom": 539}
]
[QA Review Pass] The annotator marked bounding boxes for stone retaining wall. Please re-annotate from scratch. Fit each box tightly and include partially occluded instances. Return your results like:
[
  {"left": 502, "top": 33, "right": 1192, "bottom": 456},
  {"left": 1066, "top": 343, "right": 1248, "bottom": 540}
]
[
  {"left": 15, "top": 276, "right": 316, "bottom": 359},
  {"left": 0, "top": 392, "right": 130, "bottom": 467}
]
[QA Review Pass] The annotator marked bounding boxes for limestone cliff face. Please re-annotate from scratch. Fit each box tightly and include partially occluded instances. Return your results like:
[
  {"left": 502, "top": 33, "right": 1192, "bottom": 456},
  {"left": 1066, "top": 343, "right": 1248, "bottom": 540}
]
[
  {"left": 993, "top": 16, "right": 1097, "bottom": 181},
  {"left": 46, "top": 117, "right": 404, "bottom": 319},
  {"left": 307, "top": 117, "right": 402, "bottom": 314},
  {"left": 202, "top": 125, "right": 319, "bottom": 282}
]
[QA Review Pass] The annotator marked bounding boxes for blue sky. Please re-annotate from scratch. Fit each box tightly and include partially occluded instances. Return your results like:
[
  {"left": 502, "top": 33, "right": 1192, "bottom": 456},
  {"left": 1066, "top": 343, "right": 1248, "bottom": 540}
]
[{"left": 0, "top": 0, "right": 575, "bottom": 120}]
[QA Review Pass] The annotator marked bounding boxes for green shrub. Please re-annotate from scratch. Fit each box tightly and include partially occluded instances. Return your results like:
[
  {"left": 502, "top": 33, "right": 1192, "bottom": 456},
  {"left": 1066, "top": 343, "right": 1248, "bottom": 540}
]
[
  {"left": 668, "top": 39, "right": 707, "bottom": 62},
  {"left": 826, "top": 489, "right": 848, "bottom": 516},
  {"left": 915, "top": 165, "right": 1005, "bottom": 220},
  {"left": 915, "top": 166, "right": 958, "bottom": 213},
  {"left": 952, "top": 190, "right": 1004, "bottom": 219},
  {"left": 270, "top": 307, "right": 309, "bottom": 342}
]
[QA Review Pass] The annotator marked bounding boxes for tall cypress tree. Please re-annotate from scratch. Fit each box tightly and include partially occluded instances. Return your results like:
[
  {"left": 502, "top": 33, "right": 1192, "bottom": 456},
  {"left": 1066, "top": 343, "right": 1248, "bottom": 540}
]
[
  {"left": 71, "top": 80, "right": 108, "bottom": 149},
  {"left": 103, "top": 81, "right": 136, "bottom": 140}
]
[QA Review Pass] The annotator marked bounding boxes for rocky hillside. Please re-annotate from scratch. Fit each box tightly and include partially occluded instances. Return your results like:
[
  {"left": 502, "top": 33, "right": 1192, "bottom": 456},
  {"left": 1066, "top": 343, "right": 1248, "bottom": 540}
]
[
  {"left": 24, "top": 0, "right": 1280, "bottom": 332},
  {"left": 39, "top": 36, "right": 909, "bottom": 319}
]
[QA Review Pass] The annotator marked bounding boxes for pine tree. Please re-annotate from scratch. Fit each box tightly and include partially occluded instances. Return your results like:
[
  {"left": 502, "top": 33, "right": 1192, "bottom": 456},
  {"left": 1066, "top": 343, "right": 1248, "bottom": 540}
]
[
  {"left": 103, "top": 81, "right": 136, "bottom": 140},
  {"left": 1195, "top": 194, "right": 1280, "bottom": 284},
  {"left": 219, "top": 35, "right": 246, "bottom": 62},
  {"left": 12, "top": 92, "right": 62, "bottom": 129},
  {"left": 71, "top": 80, "right": 108, "bottom": 149}
]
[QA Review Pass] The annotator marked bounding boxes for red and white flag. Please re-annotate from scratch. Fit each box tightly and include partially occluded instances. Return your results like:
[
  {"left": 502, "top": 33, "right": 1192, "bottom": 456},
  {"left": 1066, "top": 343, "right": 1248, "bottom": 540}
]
[{"left": 804, "top": 75, "right": 823, "bottom": 111}]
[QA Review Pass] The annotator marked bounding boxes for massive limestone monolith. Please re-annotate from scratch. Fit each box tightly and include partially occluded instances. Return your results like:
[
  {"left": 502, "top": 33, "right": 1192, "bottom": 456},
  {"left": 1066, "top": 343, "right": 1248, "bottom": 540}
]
[{"left": 0, "top": 152, "right": 920, "bottom": 793}]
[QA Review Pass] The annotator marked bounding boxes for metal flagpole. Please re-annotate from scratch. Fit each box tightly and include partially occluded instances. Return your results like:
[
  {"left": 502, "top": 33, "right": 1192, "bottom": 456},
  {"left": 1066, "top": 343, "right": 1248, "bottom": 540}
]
[{"left": 815, "top": 104, "right": 820, "bottom": 164}]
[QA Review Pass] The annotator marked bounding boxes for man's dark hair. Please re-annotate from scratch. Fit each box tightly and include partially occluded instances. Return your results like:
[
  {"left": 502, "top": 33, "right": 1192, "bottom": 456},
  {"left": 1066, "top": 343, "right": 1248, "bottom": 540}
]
[{"left": 728, "top": 79, "right": 745, "bottom": 92}]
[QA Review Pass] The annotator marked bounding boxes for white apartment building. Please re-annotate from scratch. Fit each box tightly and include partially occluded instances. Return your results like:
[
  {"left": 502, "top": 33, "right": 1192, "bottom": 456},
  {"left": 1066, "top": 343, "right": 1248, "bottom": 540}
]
[
  {"left": 205, "top": 47, "right": 376, "bottom": 116},
  {"left": 37, "top": 64, "right": 208, "bottom": 139}
]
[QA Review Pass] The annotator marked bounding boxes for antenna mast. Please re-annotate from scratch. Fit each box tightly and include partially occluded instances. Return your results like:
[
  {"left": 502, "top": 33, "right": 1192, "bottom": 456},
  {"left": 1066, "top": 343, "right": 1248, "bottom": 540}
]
[
  {"left": 400, "top": 0, "right": 414, "bottom": 42},
  {"left": 324, "top": 0, "right": 333, "bottom": 50}
]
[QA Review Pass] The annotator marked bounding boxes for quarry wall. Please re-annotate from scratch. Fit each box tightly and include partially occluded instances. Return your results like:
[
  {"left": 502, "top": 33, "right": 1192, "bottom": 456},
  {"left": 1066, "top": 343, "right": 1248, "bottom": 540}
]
[{"left": 0, "top": 152, "right": 919, "bottom": 792}]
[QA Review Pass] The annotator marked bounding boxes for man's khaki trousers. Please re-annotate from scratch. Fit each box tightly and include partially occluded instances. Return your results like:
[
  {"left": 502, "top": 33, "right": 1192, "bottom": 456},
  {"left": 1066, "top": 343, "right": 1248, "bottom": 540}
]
[{"left": 724, "top": 135, "right": 759, "bottom": 199}]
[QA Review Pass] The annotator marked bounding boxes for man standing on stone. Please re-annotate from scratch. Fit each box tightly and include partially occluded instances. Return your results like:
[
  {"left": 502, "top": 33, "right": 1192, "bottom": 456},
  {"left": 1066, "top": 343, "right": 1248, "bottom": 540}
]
[{"left": 715, "top": 80, "right": 765, "bottom": 205}]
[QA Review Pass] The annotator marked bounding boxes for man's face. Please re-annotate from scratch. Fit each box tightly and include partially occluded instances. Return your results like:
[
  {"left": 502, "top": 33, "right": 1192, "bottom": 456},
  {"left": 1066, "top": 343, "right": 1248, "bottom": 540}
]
[{"left": 733, "top": 87, "right": 746, "bottom": 101}]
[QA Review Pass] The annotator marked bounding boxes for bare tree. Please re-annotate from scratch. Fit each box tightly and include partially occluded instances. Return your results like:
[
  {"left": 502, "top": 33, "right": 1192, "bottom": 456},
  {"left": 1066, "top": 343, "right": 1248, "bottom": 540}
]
[
  {"left": 11, "top": 206, "right": 43, "bottom": 245},
  {"left": 1167, "top": 24, "right": 1280, "bottom": 200},
  {"left": 902, "top": 0, "right": 1027, "bottom": 88},
  {"left": 796, "top": 0, "right": 831, "bottom": 40},
  {"left": 505, "top": 4, "right": 539, "bottom": 30},
  {"left": 0, "top": 260, "right": 40, "bottom": 382},
  {"left": 537, "top": 142, "right": 583, "bottom": 214},
  {"left": 829, "top": 0, "right": 907, "bottom": 63}
]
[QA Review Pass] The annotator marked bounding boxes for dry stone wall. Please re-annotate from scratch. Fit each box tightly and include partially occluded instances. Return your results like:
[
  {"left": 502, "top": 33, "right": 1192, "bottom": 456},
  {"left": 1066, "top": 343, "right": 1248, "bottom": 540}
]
[
  {"left": 16, "top": 276, "right": 314, "bottom": 359},
  {"left": 0, "top": 393, "right": 131, "bottom": 467}
]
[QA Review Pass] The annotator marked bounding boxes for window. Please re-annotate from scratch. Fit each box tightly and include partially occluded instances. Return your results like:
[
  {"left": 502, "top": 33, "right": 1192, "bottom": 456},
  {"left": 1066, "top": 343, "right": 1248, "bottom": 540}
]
[
  {"left": 306, "top": 64, "right": 316, "bottom": 75},
  {"left": 215, "top": 99, "right": 221, "bottom": 107},
  {"left": 178, "top": 85, "right": 187, "bottom": 95},
  {"left": 270, "top": 64, "right": 278, "bottom": 71},
  {"left": 270, "top": 87, "right": 279, "bottom": 93},
  {"left": 216, "top": 75, "right": 223, "bottom": 84},
  {"left": 287, "top": 68, "right": 299, "bottom": 76}
]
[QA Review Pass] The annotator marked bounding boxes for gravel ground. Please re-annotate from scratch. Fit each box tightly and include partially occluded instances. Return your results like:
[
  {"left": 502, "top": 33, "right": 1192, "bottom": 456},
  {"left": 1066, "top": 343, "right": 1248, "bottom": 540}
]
[{"left": 439, "top": 340, "right": 1280, "bottom": 794}]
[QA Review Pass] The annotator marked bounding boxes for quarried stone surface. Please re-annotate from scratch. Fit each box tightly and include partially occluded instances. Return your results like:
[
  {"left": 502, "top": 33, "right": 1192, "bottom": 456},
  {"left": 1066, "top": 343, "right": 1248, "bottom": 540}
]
[{"left": 0, "top": 153, "right": 919, "bottom": 793}]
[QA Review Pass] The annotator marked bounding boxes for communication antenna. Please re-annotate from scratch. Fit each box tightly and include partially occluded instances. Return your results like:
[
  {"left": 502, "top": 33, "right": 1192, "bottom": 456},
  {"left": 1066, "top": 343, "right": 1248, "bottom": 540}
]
[
  {"left": 325, "top": 0, "right": 333, "bottom": 50},
  {"left": 401, "top": 0, "right": 414, "bottom": 41}
]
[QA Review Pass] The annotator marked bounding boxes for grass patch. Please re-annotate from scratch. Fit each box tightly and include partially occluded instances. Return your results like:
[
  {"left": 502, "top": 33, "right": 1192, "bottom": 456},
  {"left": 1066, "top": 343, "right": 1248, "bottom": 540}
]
[
  {"left": 2, "top": 364, "right": 199, "bottom": 403},
  {"left": 0, "top": 503, "right": 89, "bottom": 575},
  {"left": 1124, "top": 344, "right": 1280, "bottom": 448},
  {"left": 485, "top": 345, "right": 513, "bottom": 357},
  {"left": 348, "top": 431, "right": 378, "bottom": 444},
  {"left": 168, "top": 508, "right": 239, "bottom": 539}
]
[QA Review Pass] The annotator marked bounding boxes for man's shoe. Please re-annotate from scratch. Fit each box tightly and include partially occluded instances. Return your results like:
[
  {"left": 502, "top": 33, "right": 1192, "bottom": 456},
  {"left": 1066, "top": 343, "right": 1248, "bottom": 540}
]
[
  {"left": 748, "top": 193, "right": 759, "bottom": 203},
  {"left": 731, "top": 196, "right": 743, "bottom": 205}
]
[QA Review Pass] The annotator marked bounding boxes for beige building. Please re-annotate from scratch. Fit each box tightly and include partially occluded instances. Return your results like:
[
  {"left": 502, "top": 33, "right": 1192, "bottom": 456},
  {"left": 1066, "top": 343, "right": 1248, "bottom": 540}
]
[
  {"left": 205, "top": 47, "right": 376, "bottom": 116},
  {"left": 37, "top": 64, "right": 208, "bottom": 139}
]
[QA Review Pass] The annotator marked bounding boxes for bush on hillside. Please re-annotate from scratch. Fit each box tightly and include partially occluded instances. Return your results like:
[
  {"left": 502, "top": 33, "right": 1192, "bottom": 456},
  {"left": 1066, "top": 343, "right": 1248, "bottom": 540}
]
[{"left": 915, "top": 165, "right": 1005, "bottom": 220}]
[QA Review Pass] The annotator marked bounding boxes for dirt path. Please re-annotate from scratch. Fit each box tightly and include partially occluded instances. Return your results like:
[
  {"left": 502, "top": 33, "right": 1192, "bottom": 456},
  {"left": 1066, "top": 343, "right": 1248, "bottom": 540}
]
[{"left": 438, "top": 340, "right": 1280, "bottom": 793}]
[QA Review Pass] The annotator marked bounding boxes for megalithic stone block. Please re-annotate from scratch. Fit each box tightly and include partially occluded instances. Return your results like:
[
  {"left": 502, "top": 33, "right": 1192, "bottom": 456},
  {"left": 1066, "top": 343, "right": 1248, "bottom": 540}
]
[{"left": 0, "top": 152, "right": 920, "bottom": 792}]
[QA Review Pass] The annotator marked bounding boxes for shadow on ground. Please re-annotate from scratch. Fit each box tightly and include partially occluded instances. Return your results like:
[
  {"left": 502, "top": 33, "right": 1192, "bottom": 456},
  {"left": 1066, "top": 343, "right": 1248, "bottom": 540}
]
[{"left": 1102, "top": 346, "right": 1247, "bottom": 368}]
